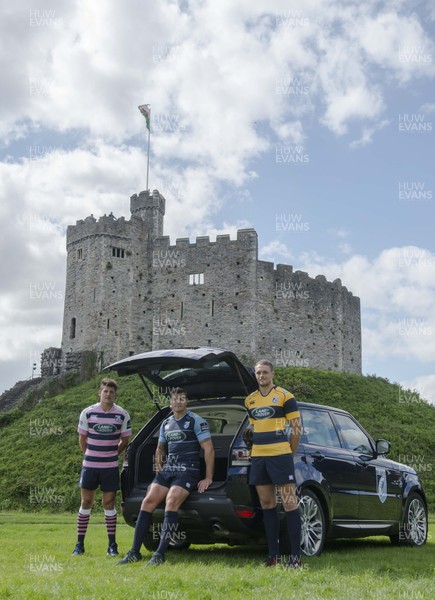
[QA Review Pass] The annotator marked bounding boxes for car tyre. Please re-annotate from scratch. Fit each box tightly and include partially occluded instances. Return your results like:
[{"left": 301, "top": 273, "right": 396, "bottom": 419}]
[
  {"left": 299, "top": 489, "right": 326, "bottom": 557},
  {"left": 390, "top": 493, "right": 427, "bottom": 547}
]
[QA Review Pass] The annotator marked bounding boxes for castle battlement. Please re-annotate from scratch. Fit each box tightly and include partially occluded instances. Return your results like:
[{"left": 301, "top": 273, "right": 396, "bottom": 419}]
[
  {"left": 66, "top": 214, "right": 132, "bottom": 246},
  {"left": 152, "top": 228, "right": 258, "bottom": 252}
]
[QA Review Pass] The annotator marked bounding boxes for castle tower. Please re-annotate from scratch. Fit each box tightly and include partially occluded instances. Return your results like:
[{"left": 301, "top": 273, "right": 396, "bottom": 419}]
[{"left": 60, "top": 190, "right": 166, "bottom": 368}]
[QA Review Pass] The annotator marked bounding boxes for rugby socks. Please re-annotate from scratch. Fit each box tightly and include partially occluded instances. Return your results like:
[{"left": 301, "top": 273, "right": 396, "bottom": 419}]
[
  {"left": 156, "top": 511, "right": 178, "bottom": 556},
  {"left": 285, "top": 507, "right": 301, "bottom": 563},
  {"left": 262, "top": 508, "right": 280, "bottom": 560},
  {"left": 132, "top": 510, "right": 153, "bottom": 553},
  {"left": 77, "top": 507, "right": 91, "bottom": 543},
  {"left": 104, "top": 508, "right": 117, "bottom": 544}
]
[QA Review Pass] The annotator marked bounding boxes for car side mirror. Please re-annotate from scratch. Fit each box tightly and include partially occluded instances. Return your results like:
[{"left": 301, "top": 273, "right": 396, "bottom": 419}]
[{"left": 375, "top": 439, "right": 391, "bottom": 456}]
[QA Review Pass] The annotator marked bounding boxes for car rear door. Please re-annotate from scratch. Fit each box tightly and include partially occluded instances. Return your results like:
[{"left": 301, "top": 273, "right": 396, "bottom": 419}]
[{"left": 300, "top": 407, "right": 360, "bottom": 522}]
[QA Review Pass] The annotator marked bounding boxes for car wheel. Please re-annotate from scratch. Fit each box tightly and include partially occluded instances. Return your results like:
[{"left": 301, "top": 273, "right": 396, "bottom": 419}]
[
  {"left": 142, "top": 532, "right": 191, "bottom": 552},
  {"left": 390, "top": 493, "right": 428, "bottom": 547},
  {"left": 299, "top": 489, "right": 326, "bottom": 557}
]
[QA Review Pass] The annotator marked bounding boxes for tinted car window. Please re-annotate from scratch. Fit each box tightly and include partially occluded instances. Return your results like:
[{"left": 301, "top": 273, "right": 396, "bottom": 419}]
[
  {"left": 333, "top": 413, "right": 373, "bottom": 453},
  {"left": 301, "top": 409, "right": 341, "bottom": 448}
]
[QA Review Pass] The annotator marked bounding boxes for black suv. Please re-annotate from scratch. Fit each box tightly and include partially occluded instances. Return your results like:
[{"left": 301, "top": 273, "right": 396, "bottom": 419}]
[{"left": 106, "top": 347, "right": 428, "bottom": 557}]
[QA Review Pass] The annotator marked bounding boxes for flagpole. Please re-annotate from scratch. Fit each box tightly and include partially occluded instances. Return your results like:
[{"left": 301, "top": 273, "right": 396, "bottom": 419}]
[
  {"left": 138, "top": 104, "right": 151, "bottom": 191},
  {"left": 146, "top": 106, "right": 151, "bottom": 191}
]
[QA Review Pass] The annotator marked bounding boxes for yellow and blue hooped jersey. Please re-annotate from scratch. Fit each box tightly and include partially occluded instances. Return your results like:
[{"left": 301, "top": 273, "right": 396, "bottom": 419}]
[{"left": 244, "top": 387, "right": 300, "bottom": 457}]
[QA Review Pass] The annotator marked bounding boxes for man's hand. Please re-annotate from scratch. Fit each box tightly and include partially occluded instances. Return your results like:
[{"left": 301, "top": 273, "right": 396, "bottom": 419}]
[{"left": 197, "top": 477, "right": 213, "bottom": 494}]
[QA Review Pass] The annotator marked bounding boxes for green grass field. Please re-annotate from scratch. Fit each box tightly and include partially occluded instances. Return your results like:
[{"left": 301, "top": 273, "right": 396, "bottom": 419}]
[{"left": 0, "top": 512, "right": 433, "bottom": 600}]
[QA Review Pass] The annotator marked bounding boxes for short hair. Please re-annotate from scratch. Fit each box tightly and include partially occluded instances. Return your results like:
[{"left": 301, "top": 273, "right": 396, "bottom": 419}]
[
  {"left": 254, "top": 359, "right": 274, "bottom": 371},
  {"left": 100, "top": 378, "right": 118, "bottom": 391},
  {"left": 169, "top": 387, "right": 188, "bottom": 398}
]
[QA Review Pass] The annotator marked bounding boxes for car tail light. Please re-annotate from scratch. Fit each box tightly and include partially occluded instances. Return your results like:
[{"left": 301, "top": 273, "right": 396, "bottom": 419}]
[
  {"left": 231, "top": 447, "right": 251, "bottom": 466},
  {"left": 236, "top": 508, "right": 256, "bottom": 519}
]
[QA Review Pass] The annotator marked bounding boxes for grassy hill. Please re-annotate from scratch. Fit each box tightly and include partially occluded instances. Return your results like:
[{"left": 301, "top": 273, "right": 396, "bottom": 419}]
[{"left": 0, "top": 367, "right": 433, "bottom": 512}]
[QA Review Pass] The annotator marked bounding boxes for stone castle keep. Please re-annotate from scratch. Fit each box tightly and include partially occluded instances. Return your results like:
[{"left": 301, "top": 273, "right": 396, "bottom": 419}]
[{"left": 43, "top": 189, "right": 361, "bottom": 375}]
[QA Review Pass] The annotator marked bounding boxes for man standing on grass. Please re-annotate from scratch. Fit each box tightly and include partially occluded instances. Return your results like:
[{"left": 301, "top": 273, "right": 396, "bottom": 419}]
[
  {"left": 72, "top": 378, "right": 131, "bottom": 557},
  {"left": 118, "top": 387, "right": 214, "bottom": 567},
  {"left": 244, "top": 359, "right": 302, "bottom": 568}
]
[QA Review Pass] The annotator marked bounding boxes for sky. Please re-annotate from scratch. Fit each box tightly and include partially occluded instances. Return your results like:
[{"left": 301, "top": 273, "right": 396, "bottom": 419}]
[{"left": 1, "top": 0, "right": 434, "bottom": 404}]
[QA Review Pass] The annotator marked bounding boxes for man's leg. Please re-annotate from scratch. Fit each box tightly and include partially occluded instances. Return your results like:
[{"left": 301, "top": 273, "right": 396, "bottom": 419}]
[
  {"left": 256, "top": 484, "right": 280, "bottom": 564},
  {"left": 73, "top": 488, "right": 96, "bottom": 554},
  {"left": 151, "top": 485, "right": 189, "bottom": 562},
  {"left": 278, "top": 483, "right": 301, "bottom": 567},
  {"left": 118, "top": 483, "right": 169, "bottom": 563},
  {"left": 102, "top": 490, "right": 117, "bottom": 552}
]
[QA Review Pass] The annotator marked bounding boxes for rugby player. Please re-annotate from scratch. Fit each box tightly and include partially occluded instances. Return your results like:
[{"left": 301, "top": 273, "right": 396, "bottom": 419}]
[
  {"left": 72, "top": 378, "right": 131, "bottom": 556},
  {"left": 245, "top": 359, "right": 302, "bottom": 568},
  {"left": 118, "top": 387, "right": 214, "bottom": 566}
]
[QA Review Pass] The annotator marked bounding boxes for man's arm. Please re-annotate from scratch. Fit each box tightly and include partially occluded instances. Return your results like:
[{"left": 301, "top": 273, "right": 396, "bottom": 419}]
[
  {"left": 118, "top": 436, "right": 130, "bottom": 455},
  {"left": 154, "top": 442, "right": 167, "bottom": 474},
  {"left": 197, "top": 438, "right": 215, "bottom": 493},
  {"left": 289, "top": 416, "right": 302, "bottom": 454},
  {"left": 79, "top": 433, "right": 88, "bottom": 454}
]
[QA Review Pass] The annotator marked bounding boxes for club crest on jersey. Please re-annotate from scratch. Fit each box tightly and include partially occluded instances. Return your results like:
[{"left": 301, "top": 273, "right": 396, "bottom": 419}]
[
  {"left": 183, "top": 421, "right": 190, "bottom": 429},
  {"left": 114, "top": 415, "right": 122, "bottom": 421},
  {"left": 272, "top": 397, "right": 279, "bottom": 403},
  {"left": 252, "top": 406, "right": 275, "bottom": 419}
]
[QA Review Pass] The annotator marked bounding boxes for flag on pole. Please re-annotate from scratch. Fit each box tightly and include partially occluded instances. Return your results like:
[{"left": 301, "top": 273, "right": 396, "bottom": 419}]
[{"left": 138, "top": 104, "right": 151, "bottom": 130}]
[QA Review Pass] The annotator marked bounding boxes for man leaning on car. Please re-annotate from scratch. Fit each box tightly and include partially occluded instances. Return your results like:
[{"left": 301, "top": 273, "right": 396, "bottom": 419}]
[{"left": 118, "top": 387, "right": 214, "bottom": 566}]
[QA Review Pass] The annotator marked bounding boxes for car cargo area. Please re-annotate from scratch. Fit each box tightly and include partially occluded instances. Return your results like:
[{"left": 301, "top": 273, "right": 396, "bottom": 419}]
[{"left": 134, "top": 404, "right": 248, "bottom": 487}]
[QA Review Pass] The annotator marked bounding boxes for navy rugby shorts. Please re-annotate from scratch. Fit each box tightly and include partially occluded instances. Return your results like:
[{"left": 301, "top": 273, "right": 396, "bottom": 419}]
[
  {"left": 154, "top": 465, "right": 199, "bottom": 492},
  {"left": 249, "top": 454, "right": 295, "bottom": 486},
  {"left": 79, "top": 467, "right": 120, "bottom": 492}
]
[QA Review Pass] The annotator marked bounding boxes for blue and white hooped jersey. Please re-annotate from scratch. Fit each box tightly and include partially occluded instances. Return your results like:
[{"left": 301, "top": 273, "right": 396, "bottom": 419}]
[{"left": 158, "top": 411, "right": 211, "bottom": 470}]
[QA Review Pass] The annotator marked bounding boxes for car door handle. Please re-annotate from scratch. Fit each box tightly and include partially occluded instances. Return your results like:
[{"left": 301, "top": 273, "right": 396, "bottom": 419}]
[{"left": 310, "top": 451, "right": 324, "bottom": 460}]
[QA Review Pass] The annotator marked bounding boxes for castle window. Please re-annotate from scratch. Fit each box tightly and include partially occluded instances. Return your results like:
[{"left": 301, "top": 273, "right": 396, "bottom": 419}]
[
  {"left": 180, "top": 302, "right": 184, "bottom": 319},
  {"left": 112, "top": 247, "right": 125, "bottom": 258},
  {"left": 189, "top": 273, "right": 204, "bottom": 285},
  {"left": 70, "top": 318, "right": 76, "bottom": 339},
  {"left": 77, "top": 248, "right": 83, "bottom": 259},
  {"left": 210, "top": 300, "right": 214, "bottom": 317}
]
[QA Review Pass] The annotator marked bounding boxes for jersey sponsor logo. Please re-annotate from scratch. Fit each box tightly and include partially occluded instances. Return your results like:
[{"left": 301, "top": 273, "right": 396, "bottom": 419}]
[
  {"left": 166, "top": 431, "right": 187, "bottom": 442},
  {"left": 252, "top": 406, "right": 275, "bottom": 419},
  {"left": 93, "top": 423, "right": 117, "bottom": 434}
]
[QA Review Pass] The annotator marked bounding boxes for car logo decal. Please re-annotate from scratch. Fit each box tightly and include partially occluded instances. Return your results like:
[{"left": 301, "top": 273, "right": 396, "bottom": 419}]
[
  {"left": 166, "top": 431, "right": 187, "bottom": 442},
  {"left": 376, "top": 467, "right": 387, "bottom": 504}
]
